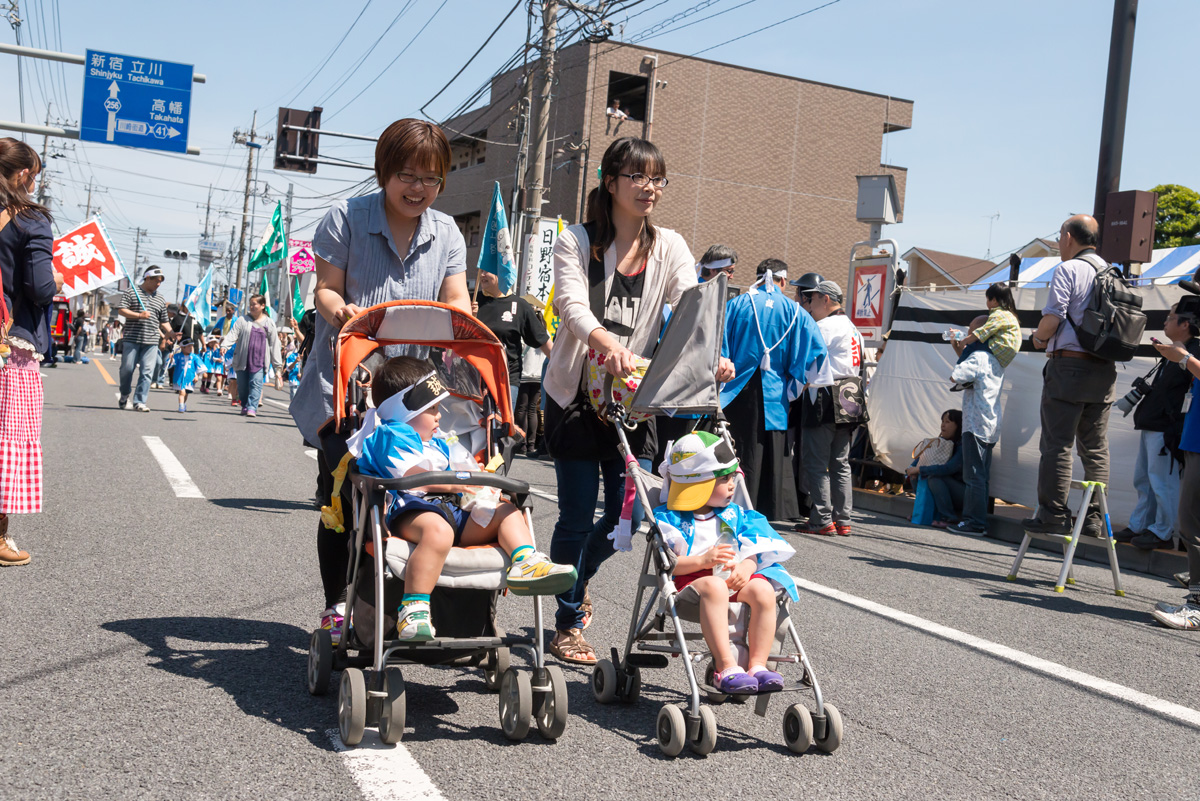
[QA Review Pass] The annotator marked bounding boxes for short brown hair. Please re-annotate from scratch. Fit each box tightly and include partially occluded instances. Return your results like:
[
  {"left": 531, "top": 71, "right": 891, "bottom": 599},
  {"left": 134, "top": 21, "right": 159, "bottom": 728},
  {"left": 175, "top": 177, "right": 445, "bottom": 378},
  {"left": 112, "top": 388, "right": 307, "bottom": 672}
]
[
  {"left": 372, "top": 356, "right": 435, "bottom": 407},
  {"left": 374, "top": 119, "right": 451, "bottom": 190}
]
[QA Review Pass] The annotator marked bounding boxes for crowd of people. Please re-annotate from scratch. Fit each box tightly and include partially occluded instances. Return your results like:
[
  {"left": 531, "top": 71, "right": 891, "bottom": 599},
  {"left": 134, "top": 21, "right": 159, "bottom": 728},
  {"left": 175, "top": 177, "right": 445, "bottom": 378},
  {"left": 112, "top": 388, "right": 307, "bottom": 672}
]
[{"left": 3, "top": 121, "right": 1200, "bottom": 645}]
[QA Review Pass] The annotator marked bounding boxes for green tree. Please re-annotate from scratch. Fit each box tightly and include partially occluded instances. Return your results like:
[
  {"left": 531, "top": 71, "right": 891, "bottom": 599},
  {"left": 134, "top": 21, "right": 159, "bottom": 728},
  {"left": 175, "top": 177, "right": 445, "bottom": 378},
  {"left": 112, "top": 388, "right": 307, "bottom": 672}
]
[{"left": 1151, "top": 184, "right": 1200, "bottom": 248}]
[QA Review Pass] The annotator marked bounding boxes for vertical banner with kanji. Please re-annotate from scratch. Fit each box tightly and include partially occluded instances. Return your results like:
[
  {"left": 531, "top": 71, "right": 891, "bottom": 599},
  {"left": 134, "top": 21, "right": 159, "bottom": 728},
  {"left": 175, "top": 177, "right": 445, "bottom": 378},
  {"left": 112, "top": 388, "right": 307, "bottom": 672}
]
[
  {"left": 52, "top": 218, "right": 125, "bottom": 298},
  {"left": 525, "top": 217, "right": 561, "bottom": 337}
]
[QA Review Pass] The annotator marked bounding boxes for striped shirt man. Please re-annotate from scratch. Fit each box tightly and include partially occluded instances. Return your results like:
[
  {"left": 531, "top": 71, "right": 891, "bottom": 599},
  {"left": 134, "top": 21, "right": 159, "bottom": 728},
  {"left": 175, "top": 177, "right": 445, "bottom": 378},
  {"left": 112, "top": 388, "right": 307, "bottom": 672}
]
[{"left": 115, "top": 285, "right": 170, "bottom": 345}]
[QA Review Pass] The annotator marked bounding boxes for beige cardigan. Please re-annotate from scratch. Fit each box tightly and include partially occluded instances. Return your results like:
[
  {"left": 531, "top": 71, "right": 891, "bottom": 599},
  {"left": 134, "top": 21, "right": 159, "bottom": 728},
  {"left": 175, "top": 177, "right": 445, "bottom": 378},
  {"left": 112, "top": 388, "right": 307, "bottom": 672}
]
[{"left": 544, "top": 223, "right": 697, "bottom": 409}]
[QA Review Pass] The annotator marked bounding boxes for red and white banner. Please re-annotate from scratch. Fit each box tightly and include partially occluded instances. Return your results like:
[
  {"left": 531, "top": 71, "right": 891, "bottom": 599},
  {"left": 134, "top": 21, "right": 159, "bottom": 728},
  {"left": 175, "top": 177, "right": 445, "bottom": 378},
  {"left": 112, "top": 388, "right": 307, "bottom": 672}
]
[
  {"left": 53, "top": 218, "right": 124, "bottom": 299},
  {"left": 288, "top": 239, "right": 315, "bottom": 275}
]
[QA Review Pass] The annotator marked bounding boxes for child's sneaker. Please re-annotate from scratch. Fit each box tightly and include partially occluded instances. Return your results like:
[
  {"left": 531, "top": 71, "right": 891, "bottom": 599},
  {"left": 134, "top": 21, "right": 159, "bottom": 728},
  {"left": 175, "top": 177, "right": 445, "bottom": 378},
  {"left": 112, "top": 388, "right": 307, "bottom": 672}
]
[
  {"left": 506, "top": 551, "right": 578, "bottom": 596},
  {"left": 320, "top": 603, "right": 345, "bottom": 646},
  {"left": 396, "top": 601, "right": 435, "bottom": 641},
  {"left": 178, "top": 403, "right": 186, "bottom": 413}
]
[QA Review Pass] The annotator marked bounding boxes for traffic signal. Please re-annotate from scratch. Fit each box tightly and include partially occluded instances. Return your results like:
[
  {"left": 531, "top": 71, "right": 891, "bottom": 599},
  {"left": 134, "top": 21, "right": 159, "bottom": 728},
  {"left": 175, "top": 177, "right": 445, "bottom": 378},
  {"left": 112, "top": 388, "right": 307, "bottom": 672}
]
[
  {"left": 163, "top": 249, "right": 189, "bottom": 260},
  {"left": 275, "top": 106, "right": 322, "bottom": 174}
]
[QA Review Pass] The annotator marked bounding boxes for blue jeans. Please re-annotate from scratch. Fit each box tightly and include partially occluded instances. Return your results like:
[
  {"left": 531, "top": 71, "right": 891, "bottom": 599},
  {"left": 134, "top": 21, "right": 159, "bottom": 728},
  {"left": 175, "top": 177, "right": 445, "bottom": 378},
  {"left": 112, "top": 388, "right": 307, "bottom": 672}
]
[
  {"left": 72, "top": 335, "right": 84, "bottom": 362},
  {"left": 961, "top": 432, "right": 995, "bottom": 530},
  {"left": 150, "top": 349, "right": 167, "bottom": 385},
  {"left": 119, "top": 341, "right": 158, "bottom": 405},
  {"left": 550, "top": 455, "right": 651, "bottom": 631},
  {"left": 237, "top": 368, "right": 266, "bottom": 412},
  {"left": 1129, "top": 430, "right": 1179, "bottom": 541},
  {"left": 925, "top": 475, "right": 964, "bottom": 522}
]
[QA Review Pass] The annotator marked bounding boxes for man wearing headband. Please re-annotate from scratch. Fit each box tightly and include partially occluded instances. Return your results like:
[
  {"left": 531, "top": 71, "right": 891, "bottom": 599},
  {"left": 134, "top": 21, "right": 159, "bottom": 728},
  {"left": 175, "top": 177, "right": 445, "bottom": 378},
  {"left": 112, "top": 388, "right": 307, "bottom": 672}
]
[
  {"left": 697, "top": 244, "right": 738, "bottom": 283},
  {"left": 653, "top": 431, "right": 799, "bottom": 695},
  {"left": 349, "top": 356, "right": 577, "bottom": 642}
]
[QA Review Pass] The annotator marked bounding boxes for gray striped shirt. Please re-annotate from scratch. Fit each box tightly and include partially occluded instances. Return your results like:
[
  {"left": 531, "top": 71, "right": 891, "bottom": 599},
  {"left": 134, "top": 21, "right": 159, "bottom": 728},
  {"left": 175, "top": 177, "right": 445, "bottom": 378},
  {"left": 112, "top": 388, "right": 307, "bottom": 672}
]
[
  {"left": 114, "top": 286, "right": 169, "bottom": 345},
  {"left": 289, "top": 190, "right": 467, "bottom": 444}
]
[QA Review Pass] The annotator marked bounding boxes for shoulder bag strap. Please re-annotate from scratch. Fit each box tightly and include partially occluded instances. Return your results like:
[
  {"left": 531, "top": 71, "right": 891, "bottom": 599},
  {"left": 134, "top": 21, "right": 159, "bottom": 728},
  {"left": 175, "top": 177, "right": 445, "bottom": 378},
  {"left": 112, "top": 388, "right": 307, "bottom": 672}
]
[{"left": 581, "top": 221, "right": 606, "bottom": 319}]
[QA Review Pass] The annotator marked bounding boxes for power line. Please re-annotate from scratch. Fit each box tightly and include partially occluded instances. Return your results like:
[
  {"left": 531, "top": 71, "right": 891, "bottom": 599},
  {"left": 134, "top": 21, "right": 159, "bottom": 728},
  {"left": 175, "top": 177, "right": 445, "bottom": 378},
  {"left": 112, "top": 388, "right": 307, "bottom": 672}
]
[
  {"left": 317, "top": 0, "right": 418, "bottom": 107},
  {"left": 285, "top": 0, "right": 375, "bottom": 107},
  {"left": 325, "top": 0, "right": 454, "bottom": 123},
  {"left": 686, "top": 0, "right": 844, "bottom": 59},
  {"left": 417, "top": 0, "right": 523, "bottom": 120}
]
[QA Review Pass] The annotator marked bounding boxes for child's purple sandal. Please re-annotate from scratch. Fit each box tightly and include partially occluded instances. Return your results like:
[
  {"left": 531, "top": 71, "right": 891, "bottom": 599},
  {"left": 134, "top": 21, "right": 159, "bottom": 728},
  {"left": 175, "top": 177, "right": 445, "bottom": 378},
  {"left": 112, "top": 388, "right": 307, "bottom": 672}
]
[
  {"left": 752, "top": 668, "right": 784, "bottom": 693},
  {"left": 716, "top": 668, "right": 759, "bottom": 695}
]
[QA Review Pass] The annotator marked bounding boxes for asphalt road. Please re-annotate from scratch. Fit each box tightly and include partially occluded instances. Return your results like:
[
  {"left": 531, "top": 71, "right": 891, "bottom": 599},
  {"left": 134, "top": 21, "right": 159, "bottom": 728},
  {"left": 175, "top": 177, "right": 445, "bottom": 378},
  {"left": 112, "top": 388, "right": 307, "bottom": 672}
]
[{"left": 4, "top": 358, "right": 1199, "bottom": 800}]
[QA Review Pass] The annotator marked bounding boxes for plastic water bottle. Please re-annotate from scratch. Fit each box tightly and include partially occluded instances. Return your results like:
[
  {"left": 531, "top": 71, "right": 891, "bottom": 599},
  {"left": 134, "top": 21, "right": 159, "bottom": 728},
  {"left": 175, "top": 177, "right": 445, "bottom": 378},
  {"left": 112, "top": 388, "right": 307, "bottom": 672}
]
[
  {"left": 941, "top": 329, "right": 965, "bottom": 342},
  {"left": 712, "top": 529, "right": 738, "bottom": 581}
]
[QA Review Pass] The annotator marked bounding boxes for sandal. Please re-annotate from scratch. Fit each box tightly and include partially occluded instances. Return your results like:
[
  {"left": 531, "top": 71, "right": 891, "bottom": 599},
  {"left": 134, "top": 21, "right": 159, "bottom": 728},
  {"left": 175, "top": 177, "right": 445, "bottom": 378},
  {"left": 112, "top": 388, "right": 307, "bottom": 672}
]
[
  {"left": 550, "top": 628, "right": 597, "bottom": 665},
  {"left": 580, "top": 583, "right": 593, "bottom": 630}
]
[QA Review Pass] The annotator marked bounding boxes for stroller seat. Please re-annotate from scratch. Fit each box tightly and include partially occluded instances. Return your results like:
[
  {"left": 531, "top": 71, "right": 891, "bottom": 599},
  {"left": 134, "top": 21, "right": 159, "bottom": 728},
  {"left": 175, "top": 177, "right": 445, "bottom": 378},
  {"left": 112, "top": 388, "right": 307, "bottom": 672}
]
[
  {"left": 384, "top": 538, "right": 511, "bottom": 591},
  {"left": 670, "top": 584, "right": 789, "bottom": 636}
]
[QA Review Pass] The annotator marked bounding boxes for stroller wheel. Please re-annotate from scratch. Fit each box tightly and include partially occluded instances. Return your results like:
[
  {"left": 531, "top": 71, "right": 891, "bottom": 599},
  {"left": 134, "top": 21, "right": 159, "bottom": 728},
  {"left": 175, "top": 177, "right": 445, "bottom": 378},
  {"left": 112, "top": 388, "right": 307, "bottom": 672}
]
[
  {"left": 689, "top": 706, "right": 718, "bottom": 756},
  {"left": 338, "top": 668, "right": 367, "bottom": 746},
  {"left": 783, "top": 703, "right": 814, "bottom": 754},
  {"left": 618, "top": 665, "right": 641, "bottom": 704},
  {"left": 499, "top": 668, "right": 532, "bottom": 740},
  {"left": 813, "top": 702, "right": 843, "bottom": 753},
  {"left": 702, "top": 660, "right": 727, "bottom": 705},
  {"left": 591, "top": 659, "right": 618, "bottom": 704},
  {"left": 484, "top": 647, "right": 510, "bottom": 692},
  {"left": 534, "top": 665, "right": 569, "bottom": 740},
  {"left": 656, "top": 705, "right": 687, "bottom": 758},
  {"left": 308, "top": 629, "right": 333, "bottom": 696},
  {"left": 378, "top": 667, "right": 407, "bottom": 744}
]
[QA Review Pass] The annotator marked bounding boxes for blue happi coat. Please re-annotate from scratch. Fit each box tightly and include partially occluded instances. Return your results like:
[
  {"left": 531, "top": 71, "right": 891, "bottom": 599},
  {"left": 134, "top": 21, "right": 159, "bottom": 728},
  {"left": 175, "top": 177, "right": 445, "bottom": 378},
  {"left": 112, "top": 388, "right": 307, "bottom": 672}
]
[
  {"left": 653, "top": 503, "right": 799, "bottom": 601},
  {"left": 720, "top": 282, "right": 826, "bottom": 431}
]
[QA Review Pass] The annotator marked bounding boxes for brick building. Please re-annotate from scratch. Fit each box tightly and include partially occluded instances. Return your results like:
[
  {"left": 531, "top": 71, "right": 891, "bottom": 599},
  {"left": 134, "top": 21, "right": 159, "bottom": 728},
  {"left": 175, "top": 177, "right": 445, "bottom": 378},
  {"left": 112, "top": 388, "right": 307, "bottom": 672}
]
[{"left": 435, "top": 39, "right": 913, "bottom": 289}]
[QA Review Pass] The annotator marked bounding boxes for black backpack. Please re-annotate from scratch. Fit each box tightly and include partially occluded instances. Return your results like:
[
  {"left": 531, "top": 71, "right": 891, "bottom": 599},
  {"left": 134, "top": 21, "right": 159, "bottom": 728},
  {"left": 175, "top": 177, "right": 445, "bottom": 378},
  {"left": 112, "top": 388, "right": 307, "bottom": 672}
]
[{"left": 1070, "top": 252, "right": 1147, "bottom": 362}]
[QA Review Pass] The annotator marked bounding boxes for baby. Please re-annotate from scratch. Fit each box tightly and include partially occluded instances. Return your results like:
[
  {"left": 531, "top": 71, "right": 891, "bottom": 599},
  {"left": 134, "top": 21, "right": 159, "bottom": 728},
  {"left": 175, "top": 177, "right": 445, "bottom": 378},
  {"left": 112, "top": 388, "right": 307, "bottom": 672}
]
[
  {"left": 654, "top": 431, "right": 799, "bottom": 695},
  {"left": 349, "top": 356, "right": 577, "bottom": 642}
]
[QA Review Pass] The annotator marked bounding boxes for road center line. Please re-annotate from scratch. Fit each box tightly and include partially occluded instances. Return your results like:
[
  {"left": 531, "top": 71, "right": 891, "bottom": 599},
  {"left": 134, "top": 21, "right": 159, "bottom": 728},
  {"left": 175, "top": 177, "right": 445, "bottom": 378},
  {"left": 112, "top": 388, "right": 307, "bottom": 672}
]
[
  {"left": 142, "top": 436, "right": 205, "bottom": 498},
  {"left": 795, "top": 577, "right": 1200, "bottom": 730},
  {"left": 93, "top": 358, "right": 116, "bottom": 385},
  {"left": 328, "top": 729, "right": 447, "bottom": 801},
  {"left": 528, "top": 488, "right": 559, "bottom": 503},
  {"left": 261, "top": 397, "right": 290, "bottom": 410}
]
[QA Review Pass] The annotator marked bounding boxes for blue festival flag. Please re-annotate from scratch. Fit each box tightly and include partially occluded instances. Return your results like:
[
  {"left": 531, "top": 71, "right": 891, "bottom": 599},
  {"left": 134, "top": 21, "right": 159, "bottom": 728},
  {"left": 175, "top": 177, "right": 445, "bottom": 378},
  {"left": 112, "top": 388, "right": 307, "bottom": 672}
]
[
  {"left": 476, "top": 181, "right": 516, "bottom": 294},
  {"left": 184, "top": 266, "right": 215, "bottom": 328}
]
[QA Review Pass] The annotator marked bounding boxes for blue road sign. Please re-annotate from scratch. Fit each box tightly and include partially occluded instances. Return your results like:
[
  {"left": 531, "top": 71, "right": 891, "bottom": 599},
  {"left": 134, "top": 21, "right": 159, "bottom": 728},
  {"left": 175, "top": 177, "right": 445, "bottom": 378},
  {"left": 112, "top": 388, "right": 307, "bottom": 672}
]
[{"left": 80, "top": 49, "right": 193, "bottom": 153}]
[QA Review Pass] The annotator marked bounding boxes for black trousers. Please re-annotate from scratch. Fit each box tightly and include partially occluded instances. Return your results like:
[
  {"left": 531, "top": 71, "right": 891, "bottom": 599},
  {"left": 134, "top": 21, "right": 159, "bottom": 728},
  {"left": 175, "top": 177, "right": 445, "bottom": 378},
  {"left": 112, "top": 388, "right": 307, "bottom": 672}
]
[
  {"left": 725, "top": 370, "right": 799, "bottom": 522},
  {"left": 316, "top": 426, "right": 354, "bottom": 610},
  {"left": 514, "top": 382, "right": 542, "bottom": 451}
]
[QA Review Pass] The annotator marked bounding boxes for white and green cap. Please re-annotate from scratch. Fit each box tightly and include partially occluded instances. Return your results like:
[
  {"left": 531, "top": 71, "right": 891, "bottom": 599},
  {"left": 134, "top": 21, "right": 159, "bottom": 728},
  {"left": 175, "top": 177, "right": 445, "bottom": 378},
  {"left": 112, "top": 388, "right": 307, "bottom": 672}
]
[{"left": 666, "top": 431, "right": 739, "bottom": 511}]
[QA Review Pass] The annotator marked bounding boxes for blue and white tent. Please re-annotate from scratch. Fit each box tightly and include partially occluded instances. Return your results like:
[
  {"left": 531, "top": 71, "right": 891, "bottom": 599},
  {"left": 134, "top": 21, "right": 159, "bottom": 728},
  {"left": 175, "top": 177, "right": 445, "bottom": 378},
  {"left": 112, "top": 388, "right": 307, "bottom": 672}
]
[{"left": 969, "top": 244, "right": 1200, "bottom": 288}]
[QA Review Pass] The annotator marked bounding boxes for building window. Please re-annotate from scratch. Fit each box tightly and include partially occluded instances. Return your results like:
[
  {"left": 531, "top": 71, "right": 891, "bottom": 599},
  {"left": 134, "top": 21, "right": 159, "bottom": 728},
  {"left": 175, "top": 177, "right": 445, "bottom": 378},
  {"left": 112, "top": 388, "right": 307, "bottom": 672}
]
[
  {"left": 606, "top": 71, "right": 648, "bottom": 123},
  {"left": 454, "top": 212, "right": 481, "bottom": 249},
  {"left": 449, "top": 132, "right": 487, "bottom": 172}
]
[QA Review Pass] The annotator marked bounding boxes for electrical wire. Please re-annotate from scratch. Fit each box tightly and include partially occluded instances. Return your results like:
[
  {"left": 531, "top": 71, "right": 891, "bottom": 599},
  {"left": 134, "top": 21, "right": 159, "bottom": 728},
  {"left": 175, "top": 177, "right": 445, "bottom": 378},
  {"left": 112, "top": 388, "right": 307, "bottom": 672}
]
[
  {"left": 316, "top": 0, "right": 418, "bottom": 107},
  {"left": 418, "top": 0, "right": 523, "bottom": 119},
  {"left": 284, "top": 0, "right": 374, "bottom": 108}
]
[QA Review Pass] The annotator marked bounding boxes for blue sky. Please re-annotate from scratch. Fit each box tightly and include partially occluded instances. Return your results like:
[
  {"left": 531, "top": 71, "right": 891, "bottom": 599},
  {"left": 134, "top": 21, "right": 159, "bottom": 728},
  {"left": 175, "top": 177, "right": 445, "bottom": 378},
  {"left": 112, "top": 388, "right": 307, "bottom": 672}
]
[{"left": 3, "top": 0, "right": 1198, "bottom": 296}]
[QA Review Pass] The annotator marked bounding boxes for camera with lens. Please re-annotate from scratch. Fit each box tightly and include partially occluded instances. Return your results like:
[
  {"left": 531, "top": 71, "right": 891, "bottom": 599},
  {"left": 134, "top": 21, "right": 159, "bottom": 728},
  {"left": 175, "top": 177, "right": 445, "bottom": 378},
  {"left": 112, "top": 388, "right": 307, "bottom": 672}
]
[{"left": 1116, "top": 376, "right": 1153, "bottom": 417}]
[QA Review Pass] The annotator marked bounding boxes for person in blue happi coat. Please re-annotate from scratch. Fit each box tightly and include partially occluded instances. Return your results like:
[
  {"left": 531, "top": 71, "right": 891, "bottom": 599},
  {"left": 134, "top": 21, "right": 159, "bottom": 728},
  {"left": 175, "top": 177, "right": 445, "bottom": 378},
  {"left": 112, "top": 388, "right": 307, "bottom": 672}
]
[{"left": 721, "top": 259, "right": 826, "bottom": 521}]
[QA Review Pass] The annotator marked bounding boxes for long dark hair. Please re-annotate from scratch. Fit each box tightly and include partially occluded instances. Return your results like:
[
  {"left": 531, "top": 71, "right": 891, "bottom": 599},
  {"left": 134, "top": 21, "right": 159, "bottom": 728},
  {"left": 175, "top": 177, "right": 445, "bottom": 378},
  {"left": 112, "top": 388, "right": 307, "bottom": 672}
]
[
  {"left": 943, "top": 409, "right": 963, "bottom": 443},
  {"left": 0, "top": 137, "right": 51, "bottom": 224},
  {"left": 985, "top": 282, "right": 1016, "bottom": 314},
  {"left": 590, "top": 137, "right": 666, "bottom": 263}
]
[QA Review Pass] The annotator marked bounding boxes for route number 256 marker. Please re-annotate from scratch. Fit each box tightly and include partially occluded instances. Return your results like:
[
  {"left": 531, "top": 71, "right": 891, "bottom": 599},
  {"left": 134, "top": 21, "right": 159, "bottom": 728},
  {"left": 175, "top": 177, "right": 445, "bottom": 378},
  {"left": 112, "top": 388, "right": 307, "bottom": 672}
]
[{"left": 79, "top": 49, "right": 193, "bottom": 154}]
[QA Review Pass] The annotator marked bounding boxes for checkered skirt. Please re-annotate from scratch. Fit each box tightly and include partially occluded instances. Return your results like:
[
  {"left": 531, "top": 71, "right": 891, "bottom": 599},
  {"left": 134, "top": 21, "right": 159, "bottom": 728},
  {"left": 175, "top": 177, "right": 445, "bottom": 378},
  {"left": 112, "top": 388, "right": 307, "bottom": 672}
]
[{"left": 0, "top": 347, "right": 44, "bottom": 514}]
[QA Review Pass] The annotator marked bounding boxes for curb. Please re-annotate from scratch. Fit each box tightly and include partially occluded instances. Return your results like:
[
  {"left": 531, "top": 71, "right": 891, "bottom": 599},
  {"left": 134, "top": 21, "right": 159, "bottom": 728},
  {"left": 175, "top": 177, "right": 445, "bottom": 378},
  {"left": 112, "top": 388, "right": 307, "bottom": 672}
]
[{"left": 852, "top": 488, "right": 1187, "bottom": 583}]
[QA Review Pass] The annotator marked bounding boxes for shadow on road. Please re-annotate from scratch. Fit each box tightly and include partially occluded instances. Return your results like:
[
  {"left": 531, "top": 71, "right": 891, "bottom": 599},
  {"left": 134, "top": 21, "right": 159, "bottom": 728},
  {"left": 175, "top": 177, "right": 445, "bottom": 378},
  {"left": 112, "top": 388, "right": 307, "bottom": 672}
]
[
  {"left": 208, "top": 497, "right": 316, "bottom": 513},
  {"left": 102, "top": 616, "right": 335, "bottom": 749}
]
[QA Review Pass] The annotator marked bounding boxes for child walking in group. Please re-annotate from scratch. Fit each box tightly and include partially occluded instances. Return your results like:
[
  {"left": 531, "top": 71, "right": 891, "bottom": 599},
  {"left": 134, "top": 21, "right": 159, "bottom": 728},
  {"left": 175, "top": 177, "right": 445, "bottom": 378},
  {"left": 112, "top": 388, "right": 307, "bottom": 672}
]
[
  {"left": 223, "top": 341, "right": 238, "bottom": 406},
  {"left": 171, "top": 338, "right": 207, "bottom": 413},
  {"left": 654, "top": 432, "right": 800, "bottom": 695},
  {"left": 348, "top": 356, "right": 578, "bottom": 642}
]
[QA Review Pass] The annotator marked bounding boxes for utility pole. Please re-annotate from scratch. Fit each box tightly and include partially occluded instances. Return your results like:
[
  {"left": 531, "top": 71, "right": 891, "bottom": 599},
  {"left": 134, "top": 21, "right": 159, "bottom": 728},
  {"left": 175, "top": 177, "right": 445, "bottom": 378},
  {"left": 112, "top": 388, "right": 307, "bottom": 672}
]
[
  {"left": 278, "top": 182, "right": 293, "bottom": 323},
  {"left": 1093, "top": 0, "right": 1138, "bottom": 238},
  {"left": 233, "top": 111, "right": 270, "bottom": 303},
  {"left": 36, "top": 102, "right": 51, "bottom": 205},
  {"left": 132, "top": 227, "right": 147, "bottom": 276},
  {"left": 524, "top": 0, "right": 559, "bottom": 249}
]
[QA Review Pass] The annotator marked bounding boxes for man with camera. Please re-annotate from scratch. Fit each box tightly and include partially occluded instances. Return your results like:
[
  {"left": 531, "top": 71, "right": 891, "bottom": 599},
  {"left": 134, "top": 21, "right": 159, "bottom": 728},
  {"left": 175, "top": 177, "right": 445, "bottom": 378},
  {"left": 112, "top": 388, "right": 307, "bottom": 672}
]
[
  {"left": 1114, "top": 303, "right": 1200, "bottom": 550},
  {"left": 1026, "top": 215, "right": 1116, "bottom": 537}
]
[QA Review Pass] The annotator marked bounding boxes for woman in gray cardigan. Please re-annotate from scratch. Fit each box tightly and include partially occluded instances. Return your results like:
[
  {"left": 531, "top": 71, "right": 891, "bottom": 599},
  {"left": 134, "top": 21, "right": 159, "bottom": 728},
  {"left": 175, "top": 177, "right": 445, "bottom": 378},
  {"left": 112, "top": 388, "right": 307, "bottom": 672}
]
[{"left": 221, "top": 293, "right": 283, "bottom": 417}]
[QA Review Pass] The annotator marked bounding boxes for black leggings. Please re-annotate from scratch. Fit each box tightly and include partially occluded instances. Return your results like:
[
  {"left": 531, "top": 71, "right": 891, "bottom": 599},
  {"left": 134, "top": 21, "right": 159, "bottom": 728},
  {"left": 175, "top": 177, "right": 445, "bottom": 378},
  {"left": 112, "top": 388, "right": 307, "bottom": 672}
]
[
  {"left": 316, "top": 433, "right": 354, "bottom": 610},
  {"left": 515, "top": 382, "right": 542, "bottom": 450}
]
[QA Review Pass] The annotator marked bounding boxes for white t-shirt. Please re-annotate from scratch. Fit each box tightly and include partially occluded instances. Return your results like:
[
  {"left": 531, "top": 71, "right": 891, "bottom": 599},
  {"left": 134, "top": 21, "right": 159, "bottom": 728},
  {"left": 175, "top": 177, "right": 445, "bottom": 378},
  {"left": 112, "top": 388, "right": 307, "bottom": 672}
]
[{"left": 806, "top": 313, "right": 863, "bottom": 387}]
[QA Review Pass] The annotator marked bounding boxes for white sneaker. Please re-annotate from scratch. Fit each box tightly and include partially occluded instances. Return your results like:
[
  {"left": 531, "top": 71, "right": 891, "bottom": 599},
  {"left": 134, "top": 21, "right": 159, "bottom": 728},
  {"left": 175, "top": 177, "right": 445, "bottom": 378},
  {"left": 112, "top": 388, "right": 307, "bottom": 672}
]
[
  {"left": 396, "top": 601, "right": 435, "bottom": 641},
  {"left": 506, "top": 551, "right": 578, "bottom": 596},
  {"left": 1152, "top": 602, "right": 1200, "bottom": 630},
  {"left": 133, "top": 403, "right": 150, "bottom": 413}
]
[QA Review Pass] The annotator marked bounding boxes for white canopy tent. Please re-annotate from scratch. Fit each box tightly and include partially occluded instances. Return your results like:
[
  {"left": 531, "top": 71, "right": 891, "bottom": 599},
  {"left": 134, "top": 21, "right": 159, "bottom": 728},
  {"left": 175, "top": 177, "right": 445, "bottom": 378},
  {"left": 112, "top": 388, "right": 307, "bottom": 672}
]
[
  {"left": 867, "top": 283, "right": 1193, "bottom": 526},
  {"left": 969, "top": 244, "right": 1200, "bottom": 288}
]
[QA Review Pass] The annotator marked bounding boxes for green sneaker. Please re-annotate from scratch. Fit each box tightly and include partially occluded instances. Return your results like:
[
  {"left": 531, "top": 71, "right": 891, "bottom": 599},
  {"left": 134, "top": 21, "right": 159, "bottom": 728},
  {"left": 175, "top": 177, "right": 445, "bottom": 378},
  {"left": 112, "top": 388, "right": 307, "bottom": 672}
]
[
  {"left": 396, "top": 601, "right": 435, "bottom": 641},
  {"left": 506, "top": 551, "right": 578, "bottom": 596}
]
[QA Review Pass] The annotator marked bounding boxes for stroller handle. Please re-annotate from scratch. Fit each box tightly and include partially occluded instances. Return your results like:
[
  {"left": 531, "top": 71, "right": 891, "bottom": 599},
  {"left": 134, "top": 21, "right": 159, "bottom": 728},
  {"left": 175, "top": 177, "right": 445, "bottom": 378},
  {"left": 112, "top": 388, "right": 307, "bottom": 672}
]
[{"left": 348, "top": 470, "right": 531, "bottom": 496}]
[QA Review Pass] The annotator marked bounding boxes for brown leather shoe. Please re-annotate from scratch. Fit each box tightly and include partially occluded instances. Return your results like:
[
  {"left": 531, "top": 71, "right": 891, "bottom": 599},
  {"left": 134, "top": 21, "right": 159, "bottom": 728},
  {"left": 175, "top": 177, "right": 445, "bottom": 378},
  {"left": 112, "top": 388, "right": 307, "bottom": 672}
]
[{"left": 0, "top": 534, "right": 31, "bottom": 566}]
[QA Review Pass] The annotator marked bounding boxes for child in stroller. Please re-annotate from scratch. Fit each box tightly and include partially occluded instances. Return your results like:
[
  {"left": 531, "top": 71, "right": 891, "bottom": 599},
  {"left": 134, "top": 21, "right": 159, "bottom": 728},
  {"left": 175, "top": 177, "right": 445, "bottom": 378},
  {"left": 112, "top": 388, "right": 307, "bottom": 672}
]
[
  {"left": 350, "top": 355, "right": 578, "bottom": 641},
  {"left": 655, "top": 431, "right": 796, "bottom": 696}
]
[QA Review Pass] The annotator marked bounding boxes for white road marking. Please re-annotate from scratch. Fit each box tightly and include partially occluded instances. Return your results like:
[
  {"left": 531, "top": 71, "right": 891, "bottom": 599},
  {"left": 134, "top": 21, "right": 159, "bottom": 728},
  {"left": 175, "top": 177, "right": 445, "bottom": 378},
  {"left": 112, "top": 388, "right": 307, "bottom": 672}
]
[
  {"left": 529, "top": 488, "right": 559, "bottom": 503},
  {"left": 305, "top": 449, "right": 319, "bottom": 461},
  {"left": 142, "top": 436, "right": 205, "bottom": 499},
  {"left": 796, "top": 577, "right": 1200, "bottom": 729},
  {"left": 328, "top": 729, "right": 447, "bottom": 801},
  {"left": 261, "top": 397, "right": 291, "bottom": 410}
]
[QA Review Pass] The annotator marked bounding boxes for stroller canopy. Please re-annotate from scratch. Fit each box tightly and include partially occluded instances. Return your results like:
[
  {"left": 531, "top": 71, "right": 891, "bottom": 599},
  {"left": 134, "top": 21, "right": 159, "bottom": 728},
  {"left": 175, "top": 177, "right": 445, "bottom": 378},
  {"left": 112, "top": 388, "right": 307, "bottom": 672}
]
[{"left": 333, "top": 300, "right": 514, "bottom": 431}]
